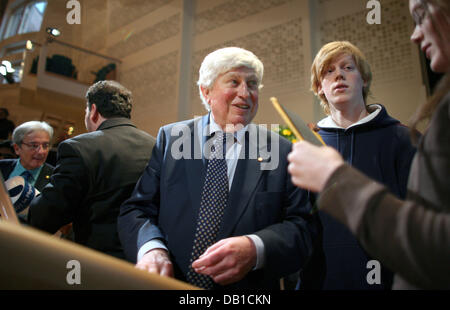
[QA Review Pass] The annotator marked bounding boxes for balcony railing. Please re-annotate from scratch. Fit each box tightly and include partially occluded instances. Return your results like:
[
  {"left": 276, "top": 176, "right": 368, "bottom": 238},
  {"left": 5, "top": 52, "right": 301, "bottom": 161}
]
[{"left": 20, "top": 37, "right": 122, "bottom": 99}]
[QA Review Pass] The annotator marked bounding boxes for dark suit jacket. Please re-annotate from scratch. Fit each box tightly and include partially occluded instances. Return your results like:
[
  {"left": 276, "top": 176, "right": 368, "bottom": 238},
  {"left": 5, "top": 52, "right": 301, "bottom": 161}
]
[
  {"left": 0, "top": 159, "right": 54, "bottom": 191},
  {"left": 29, "top": 118, "right": 156, "bottom": 259},
  {"left": 118, "top": 115, "right": 319, "bottom": 289}
]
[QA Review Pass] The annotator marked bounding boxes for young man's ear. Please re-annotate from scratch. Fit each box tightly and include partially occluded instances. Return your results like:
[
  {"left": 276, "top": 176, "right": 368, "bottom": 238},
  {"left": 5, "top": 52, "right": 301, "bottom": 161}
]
[{"left": 318, "top": 85, "right": 324, "bottom": 96}]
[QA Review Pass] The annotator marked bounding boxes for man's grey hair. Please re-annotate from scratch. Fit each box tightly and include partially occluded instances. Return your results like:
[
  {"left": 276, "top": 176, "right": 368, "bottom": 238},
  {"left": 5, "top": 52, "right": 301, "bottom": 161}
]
[
  {"left": 12, "top": 121, "right": 54, "bottom": 145},
  {"left": 197, "top": 47, "right": 264, "bottom": 111}
]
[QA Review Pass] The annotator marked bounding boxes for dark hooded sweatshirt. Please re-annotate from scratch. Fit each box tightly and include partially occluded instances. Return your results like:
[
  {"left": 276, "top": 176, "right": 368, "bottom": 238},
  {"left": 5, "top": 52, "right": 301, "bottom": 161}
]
[{"left": 315, "top": 104, "right": 417, "bottom": 290}]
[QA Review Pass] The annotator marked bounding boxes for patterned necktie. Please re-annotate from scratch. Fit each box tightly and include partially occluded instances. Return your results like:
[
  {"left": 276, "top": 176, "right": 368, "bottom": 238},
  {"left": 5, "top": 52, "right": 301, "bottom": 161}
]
[
  {"left": 186, "top": 132, "right": 229, "bottom": 289},
  {"left": 21, "top": 170, "right": 34, "bottom": 184}
]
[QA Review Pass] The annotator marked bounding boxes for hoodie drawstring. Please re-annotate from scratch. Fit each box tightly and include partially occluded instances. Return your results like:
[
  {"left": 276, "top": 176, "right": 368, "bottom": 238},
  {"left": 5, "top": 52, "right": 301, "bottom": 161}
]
[
  {"left": 336, "top": 131, "right": 340, "bottom": 154},
  {"left": 332, "top": 129, "right": 355, "bottom": 164},
  {"left": 350, "top": 130, "right": 355, "bottom": 165}
]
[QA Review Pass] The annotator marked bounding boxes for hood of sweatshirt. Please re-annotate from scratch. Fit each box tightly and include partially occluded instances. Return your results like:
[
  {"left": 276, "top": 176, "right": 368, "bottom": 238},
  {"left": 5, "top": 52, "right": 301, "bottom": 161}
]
[
  {"left": 317, "top": 104, "right": 399, "bottom": 130},
  {"left": 317, "top": 104, "right": 400, "bottom": 165}
]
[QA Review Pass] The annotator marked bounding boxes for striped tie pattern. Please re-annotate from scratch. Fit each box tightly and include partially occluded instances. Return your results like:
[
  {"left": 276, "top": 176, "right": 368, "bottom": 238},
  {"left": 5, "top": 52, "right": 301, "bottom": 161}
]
[{"left": 186, "top": 132, "right": 229, "bottom": 289}]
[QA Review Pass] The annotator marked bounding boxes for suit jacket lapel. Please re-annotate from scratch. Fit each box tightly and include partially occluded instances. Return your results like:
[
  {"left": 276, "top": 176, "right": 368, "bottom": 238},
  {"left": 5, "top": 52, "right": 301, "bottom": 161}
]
[
  {"left": 217, "top": 124, "right": 271, "bottom": 239},
  {"left": 35, "top": 164, "right": 53, "bottom": 191},
  {"left": 184, "top": 115, "right": 208, "bottom": 215},
  {"left": 1, "top": 159, "right": 16, "bottom": 180}
]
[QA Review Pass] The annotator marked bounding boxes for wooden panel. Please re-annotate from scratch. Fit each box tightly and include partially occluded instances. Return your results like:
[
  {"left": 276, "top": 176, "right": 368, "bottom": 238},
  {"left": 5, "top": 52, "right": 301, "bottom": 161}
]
[{"left": 0, "top": 221, "right": 199, "bottom": 290}]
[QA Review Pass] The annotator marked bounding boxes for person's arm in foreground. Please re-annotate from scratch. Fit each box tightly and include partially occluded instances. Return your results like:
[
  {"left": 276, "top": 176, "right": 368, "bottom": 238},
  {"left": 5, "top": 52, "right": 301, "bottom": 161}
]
[{"left": 288, "top": 141, "right": 450, "bottom": 289}]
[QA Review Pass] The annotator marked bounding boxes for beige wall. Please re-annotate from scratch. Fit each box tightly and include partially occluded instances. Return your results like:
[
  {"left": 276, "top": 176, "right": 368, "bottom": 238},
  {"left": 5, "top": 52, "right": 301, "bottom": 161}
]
[
  {"left": 0, "top": 0, "right": 428, "bottom": 138},
  {"left": 85, "top": 0, "right": 183, "bottom": 135},
  {"left": 316, "top": 0, "right": 426, "bottom": 125},
  {"left": 79, "top": 0, "right": 318, "bottom": 134},
  {"left": 191, "top": 0, "right": 315, "bottom": 130}
]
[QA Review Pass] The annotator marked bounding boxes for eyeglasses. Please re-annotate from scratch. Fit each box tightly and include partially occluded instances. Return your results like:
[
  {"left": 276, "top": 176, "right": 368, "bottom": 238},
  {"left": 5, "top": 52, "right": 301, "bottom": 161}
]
[
  {"left": 21, "top": 142, "right": 50, "bottom": 151},
  {"left": 412, "top": 5, "right": 427, "bottom": 26}
]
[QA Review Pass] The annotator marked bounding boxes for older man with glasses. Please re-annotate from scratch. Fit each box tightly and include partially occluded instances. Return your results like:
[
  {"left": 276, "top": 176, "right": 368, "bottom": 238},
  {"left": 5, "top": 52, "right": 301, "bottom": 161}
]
[{"left": 0, "top": 121, "right": 54, "bottom": 191}]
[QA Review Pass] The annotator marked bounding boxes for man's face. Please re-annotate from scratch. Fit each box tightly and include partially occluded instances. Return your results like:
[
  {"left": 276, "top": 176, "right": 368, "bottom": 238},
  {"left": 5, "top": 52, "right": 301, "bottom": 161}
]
[
  {"left": 14, "top": 130, "right": 50, "bottom": 170},
  {"left": 319, "top": 53, "right": 366, "bottom": 109},
  {"left": 202, "top": 66, "right": 259, "bottom": 130}
]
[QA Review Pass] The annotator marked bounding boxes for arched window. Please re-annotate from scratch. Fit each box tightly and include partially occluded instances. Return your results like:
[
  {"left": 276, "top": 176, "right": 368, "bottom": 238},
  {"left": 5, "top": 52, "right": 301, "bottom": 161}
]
[{"left": 1, "top": 1, "right": 47, "bottom": 40}]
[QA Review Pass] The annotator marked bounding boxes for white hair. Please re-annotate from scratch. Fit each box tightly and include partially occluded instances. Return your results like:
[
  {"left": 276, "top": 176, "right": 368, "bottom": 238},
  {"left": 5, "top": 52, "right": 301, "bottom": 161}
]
[
  {"left": 197, "top": 47, "right": 264, "bottom": 111},
  {"left": 12, "top": 121, "right": 54, "bottom": 145}
]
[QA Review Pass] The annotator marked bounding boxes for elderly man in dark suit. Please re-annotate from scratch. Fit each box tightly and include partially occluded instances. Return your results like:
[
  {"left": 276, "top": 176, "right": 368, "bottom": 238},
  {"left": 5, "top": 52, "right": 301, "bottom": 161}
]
[
  {"left": 0, "top": 121, "right": 54, "bottom": 222},
  {"left": 29, "top": 80, "right": 156, "bottom": 259},
  {"left": 0, "top": 121, "right": 54, "bottom": 191},
  {"left": 118, "top": 47, "right": 319, "bottom": 289}
]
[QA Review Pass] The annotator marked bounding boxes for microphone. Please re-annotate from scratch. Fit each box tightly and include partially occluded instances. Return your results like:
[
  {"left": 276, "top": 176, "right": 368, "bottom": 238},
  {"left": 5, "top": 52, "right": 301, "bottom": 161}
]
[{"left": 4, "top": 176, "right": 40, "bottom": 214}]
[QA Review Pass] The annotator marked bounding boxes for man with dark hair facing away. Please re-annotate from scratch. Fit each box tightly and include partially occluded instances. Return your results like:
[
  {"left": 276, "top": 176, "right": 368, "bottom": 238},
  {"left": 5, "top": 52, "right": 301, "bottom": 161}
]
[{"left": 29, "top": 80, "right": 156, "bottom": 260}]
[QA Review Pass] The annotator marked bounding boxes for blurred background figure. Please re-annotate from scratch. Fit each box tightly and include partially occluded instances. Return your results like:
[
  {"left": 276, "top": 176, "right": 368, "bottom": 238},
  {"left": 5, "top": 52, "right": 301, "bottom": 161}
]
[
  {"left": 0, "top": 140, "right": 16, "bottom": 159},
  {"left": 0, "top": 108, "right": 15, "bottom": 140}
]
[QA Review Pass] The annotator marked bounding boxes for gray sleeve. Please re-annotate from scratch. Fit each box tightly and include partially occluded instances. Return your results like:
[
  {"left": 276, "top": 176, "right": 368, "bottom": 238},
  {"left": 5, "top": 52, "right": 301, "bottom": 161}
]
[{"left": 318, "top": 164, "right": 450, "bottom": 289}]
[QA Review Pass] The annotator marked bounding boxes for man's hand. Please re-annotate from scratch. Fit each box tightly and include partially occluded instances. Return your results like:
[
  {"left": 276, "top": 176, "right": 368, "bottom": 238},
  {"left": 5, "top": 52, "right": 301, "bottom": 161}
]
[
  {"left": 192, "top": 236, "right": 256, "bottom": 285},
  {"left": 287, "top": 140, "right": 344, "bottom": 192},
  {"left": 136, "top": 248, "right": 174, "bottom": 277}
]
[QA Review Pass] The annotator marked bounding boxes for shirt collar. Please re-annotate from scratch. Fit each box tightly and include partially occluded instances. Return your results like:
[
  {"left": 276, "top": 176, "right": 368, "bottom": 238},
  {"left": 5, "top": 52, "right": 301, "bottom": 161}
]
[
  {"left": 317, "top": 104, "right": 382, "bottom": 129},
  {"left": 15, "top": 160, "right": 43, "bottom": 181},
  {"left": 208, "top": 113, "right": 248, "bottom": 145}
]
